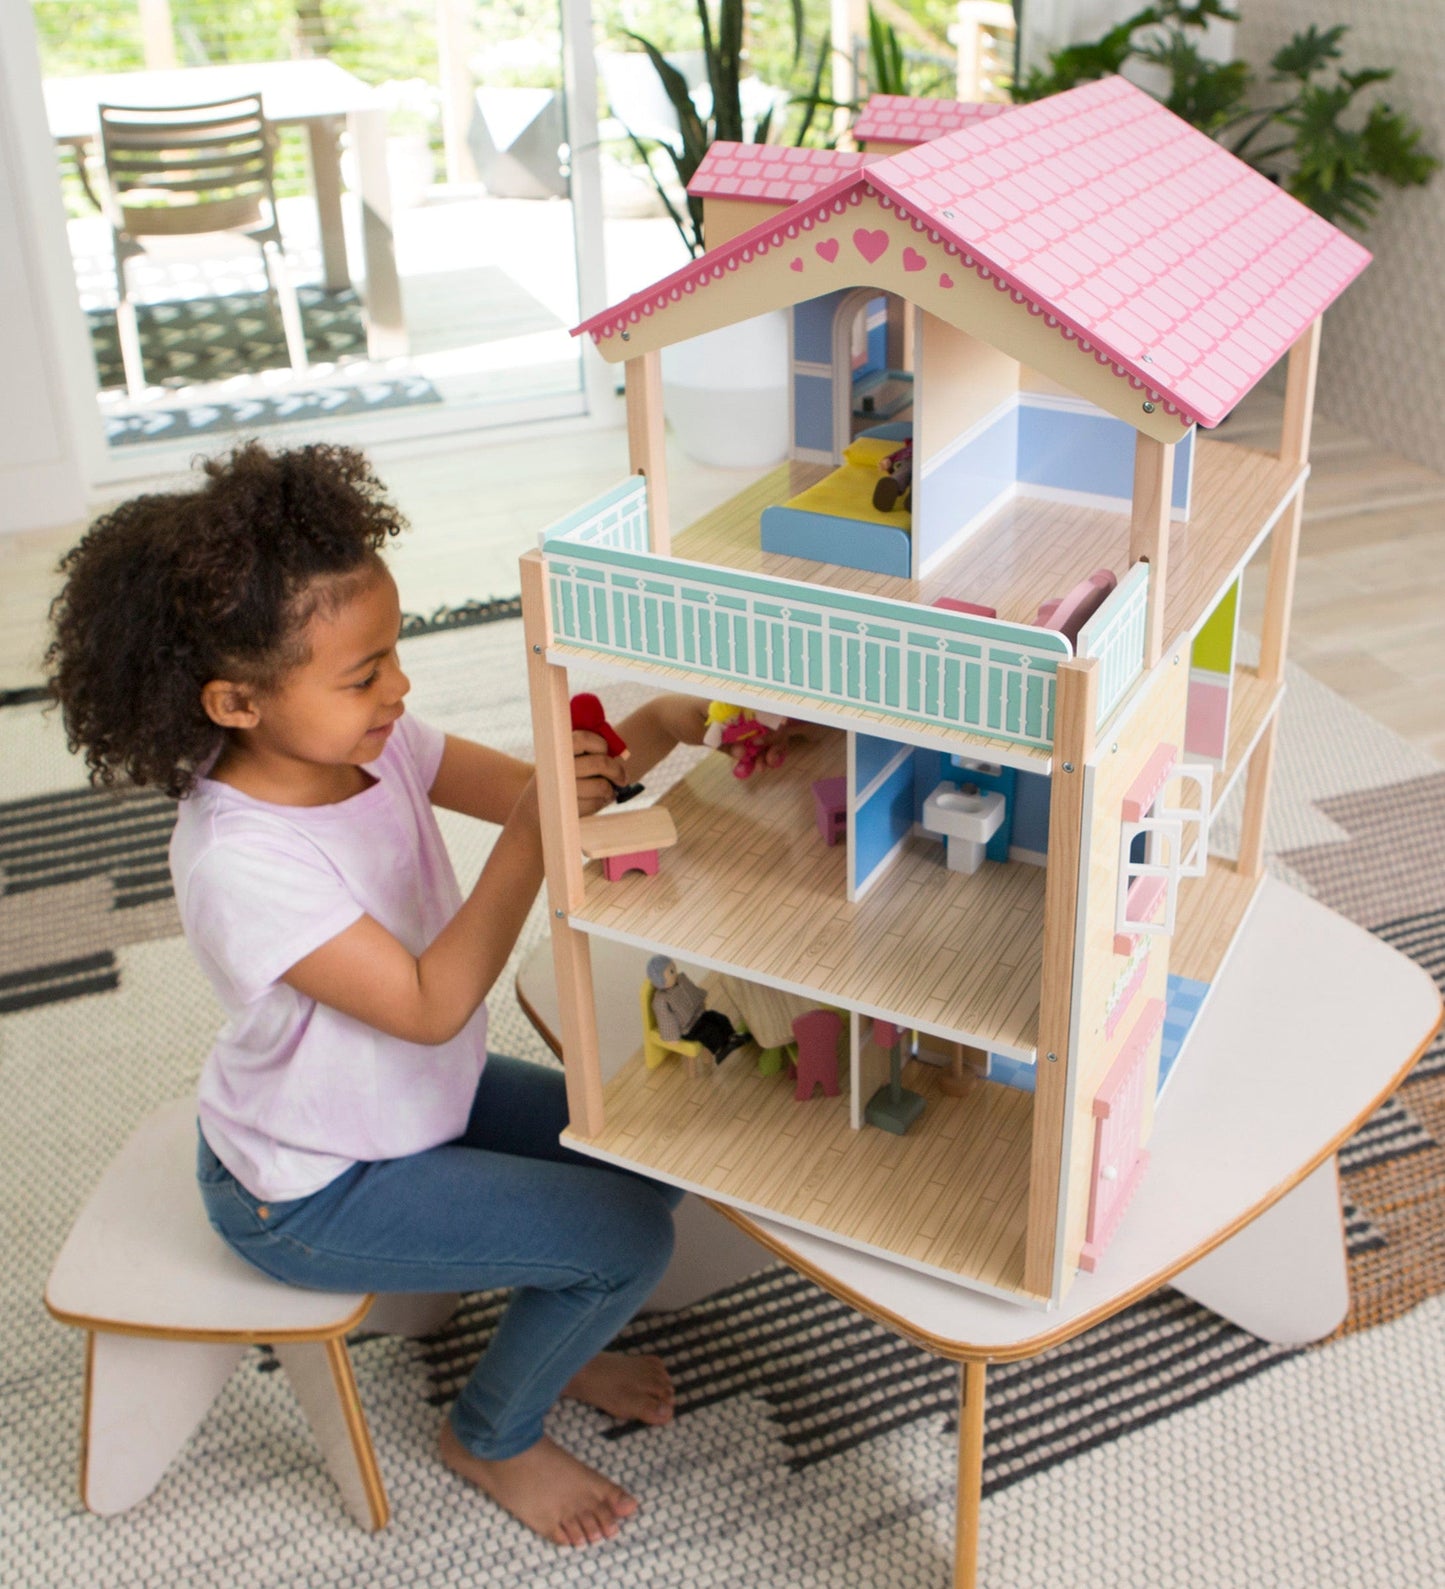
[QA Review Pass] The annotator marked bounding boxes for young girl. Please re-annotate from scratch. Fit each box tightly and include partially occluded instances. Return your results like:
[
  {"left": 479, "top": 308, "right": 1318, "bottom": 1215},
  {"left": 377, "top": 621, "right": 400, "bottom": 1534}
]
[{"left": 46, "top": 440, "right": 733, "bottom": 1548}]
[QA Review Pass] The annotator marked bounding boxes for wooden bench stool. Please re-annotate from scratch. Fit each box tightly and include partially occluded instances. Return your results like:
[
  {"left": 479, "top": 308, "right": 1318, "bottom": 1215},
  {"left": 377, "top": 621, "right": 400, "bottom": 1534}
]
[
  {"left": 44, "top": 1098, "right": 455, "bottom": 1529},
  {"left": 579, "top": 806, "right": 678, "bottom": 881}
]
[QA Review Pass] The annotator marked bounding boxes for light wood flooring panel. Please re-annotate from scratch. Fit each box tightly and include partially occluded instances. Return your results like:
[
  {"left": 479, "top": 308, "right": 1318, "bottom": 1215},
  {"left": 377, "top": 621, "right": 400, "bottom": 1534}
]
[
  {"left": 671, "top": 441, "right": 1302, "bottom": 665},
  {"left": 1171, "top": 857, "right": 1264, "bottom": 987},
  {"left": 564, "top": 1040, "right": 1038, "bottom": 1296},
  {"left": 574, "top": 733, "right": 1049, "bottom": 1055}
]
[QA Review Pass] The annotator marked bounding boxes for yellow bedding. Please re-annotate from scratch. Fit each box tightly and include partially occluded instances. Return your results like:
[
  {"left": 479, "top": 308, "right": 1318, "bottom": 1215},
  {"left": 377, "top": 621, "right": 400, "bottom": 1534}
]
[{"left": 783, "top": 436, "right": 911, "bottom": 531}]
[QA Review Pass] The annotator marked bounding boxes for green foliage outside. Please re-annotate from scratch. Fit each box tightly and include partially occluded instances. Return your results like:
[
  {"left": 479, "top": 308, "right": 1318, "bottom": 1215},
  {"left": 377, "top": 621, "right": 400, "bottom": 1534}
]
[
  {"left": 1015, "top": 2, "right": 1438, "bottom": 232},
  {"left": 608, "top": 0, "right": 956, "bottom": 256}
]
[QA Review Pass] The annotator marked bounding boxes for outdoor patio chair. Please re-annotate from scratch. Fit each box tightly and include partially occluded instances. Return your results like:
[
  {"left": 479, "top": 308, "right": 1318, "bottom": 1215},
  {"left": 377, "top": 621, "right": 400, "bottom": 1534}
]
[{"left": 98, "top": 94, "right": 308, "bottom": 398}]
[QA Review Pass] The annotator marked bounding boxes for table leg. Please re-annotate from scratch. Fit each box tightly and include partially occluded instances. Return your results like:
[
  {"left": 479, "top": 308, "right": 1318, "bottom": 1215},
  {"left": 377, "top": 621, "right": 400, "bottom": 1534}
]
[
  {"left": 955, "top": 1359, "right": 986, "bottom": 1589},
  {"left": 346, "top": 106, "right": 407, "bottom": 359},
  {"left": 305, "top": 118, "right": 351, "bottom": 292},
  {"left": 1171, "top": 1156, "right": 1349, "bottom": 1345}
]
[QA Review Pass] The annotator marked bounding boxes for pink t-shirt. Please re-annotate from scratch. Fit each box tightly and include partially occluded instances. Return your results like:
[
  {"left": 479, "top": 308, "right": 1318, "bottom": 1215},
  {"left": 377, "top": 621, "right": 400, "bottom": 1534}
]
[{"left": 171, "top": 712, "right": 488, "bottom": 1201}]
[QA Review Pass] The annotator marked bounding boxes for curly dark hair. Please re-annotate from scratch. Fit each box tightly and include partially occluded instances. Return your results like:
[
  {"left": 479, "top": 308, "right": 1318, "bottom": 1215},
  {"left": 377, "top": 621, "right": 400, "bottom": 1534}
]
[{"left": 46, "top": 440, "right": 407, "bottom": 798}]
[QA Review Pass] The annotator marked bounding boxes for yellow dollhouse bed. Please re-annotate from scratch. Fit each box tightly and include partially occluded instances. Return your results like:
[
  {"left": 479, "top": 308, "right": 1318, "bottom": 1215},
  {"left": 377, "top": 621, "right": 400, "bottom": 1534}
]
[{"left": 760, "top": 434, "right": 912, "bottom": 576}]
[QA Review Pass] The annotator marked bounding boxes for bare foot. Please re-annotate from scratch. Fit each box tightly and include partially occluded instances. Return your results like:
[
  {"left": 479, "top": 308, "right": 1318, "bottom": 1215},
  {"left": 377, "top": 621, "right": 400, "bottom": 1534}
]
[
  {"left": 563, "top": 1351, "right": 674, "bottom": 1425},
  {"left": 439, "top": 1422, "right": 638, "bottom": 1546}
]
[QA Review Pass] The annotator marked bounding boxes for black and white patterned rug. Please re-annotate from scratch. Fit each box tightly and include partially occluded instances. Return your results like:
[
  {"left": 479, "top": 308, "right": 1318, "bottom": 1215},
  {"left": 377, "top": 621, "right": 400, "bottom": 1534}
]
[{"left": 3, "top": 619, "right": 1443, "bottom": 1588}]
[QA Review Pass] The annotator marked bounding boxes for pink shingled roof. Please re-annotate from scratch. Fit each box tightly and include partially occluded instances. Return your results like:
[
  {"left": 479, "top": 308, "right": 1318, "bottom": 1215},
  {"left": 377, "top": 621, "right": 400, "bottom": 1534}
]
[
  {"left": 853, "top": 95, "right": 1012, "bottom": 147},
  {"left": 689, "top": 143, "right": 869, "bottom": 205},
  {"left": 578, "top": 77, "right": 1371, "bottom": 429}
]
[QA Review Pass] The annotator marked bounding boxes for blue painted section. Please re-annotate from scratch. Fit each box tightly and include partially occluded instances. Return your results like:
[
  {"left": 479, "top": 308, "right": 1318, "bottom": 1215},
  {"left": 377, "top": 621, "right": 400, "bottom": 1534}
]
[
  {"left": 1010, "top": 770, "right": 1051, "bottom": 856},
  {"left": 1018, "top": 402, "right": 1194, "bottom": 510},
  {"left": 862, "top": 299, "right": 888, "bottom": 376},
  {"left": 916, "top": 405, "right": 1018, "bottom": 567},
  {"left": 793, "top": 373, "right": 834, "bottom": 454},
  {"left": 853, "top": 752, "right": 915, "bottom": 893},
  {"left": 855, "top": 732, "right": 903, "bottom": 793},
  {"left": 761, "top": 503, "right": 912, "bottom": 576},
  {"left": 988, "top": 1053, "right": 1036, "bottom": 1093},
  {"left": 1158, "top": 974, "right": 1210, "bottom": 1098},
  {"left": 793, "top": 292, "right": 844, "bottom": 364},
  {"left": 987, "top": 972, "right": 1208, "bottom": 1099}
]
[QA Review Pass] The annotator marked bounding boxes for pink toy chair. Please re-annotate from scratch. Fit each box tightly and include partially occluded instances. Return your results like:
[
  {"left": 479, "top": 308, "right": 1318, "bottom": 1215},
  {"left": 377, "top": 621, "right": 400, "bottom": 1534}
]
[
  {"left": 932, "top": 597, "right": 997, "bottom": 619},
  {"left": 812, "top": 777, "right": 847, "bottom": 846},
  {"left": 602, "top": 848, "right": 660, "bottom": 882},
  {"left": 792, "top": 1009, "right": 842, "bottom": 1101},
  {"left": 1036, "top": 569, "right": 1117, "bottom": 646}
]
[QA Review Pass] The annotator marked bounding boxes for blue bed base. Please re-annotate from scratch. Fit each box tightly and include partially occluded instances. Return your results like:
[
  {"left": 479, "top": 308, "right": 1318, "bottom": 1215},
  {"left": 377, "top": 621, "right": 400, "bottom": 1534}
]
[{"left": 760, "top": 503, "right": 911, "bottom": 577}]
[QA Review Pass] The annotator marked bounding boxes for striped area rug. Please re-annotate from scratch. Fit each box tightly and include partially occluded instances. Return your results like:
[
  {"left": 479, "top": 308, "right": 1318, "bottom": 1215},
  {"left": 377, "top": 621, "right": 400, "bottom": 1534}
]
[{"left": 3, "top": 617, "right": 1443, "bottom": 1588}]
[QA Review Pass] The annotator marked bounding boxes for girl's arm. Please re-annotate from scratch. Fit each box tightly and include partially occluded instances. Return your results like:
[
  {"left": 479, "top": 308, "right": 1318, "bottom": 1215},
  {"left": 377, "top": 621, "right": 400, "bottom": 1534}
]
[
  {"left": 429, "top": 735, "right": 533, "bottom": 822},
  {"left": 280, "top": 733, "right": 624, "bottom": 1046},
  {"left": 613, "top": 693, "right": 820, "bottom": 778}
]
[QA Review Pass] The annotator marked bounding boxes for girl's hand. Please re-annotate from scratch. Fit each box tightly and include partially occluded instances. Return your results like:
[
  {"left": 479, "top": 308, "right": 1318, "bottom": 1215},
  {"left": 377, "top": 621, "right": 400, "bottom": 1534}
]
[
  {"left": 720, "top": 723, "right": 790, "bottom": 775},
  {"left": 571, "top": 729, "right": 628, "bottom": 816}
]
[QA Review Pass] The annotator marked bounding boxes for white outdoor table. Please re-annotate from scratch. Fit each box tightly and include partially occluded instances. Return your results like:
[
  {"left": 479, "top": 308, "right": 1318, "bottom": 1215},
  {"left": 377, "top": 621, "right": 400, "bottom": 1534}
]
[
  {"left": 516, "top": 877, "right": 1442, "bottom": 1588},
  {"left": 45, "top": 58, "right": 406, "bottom": 358}
]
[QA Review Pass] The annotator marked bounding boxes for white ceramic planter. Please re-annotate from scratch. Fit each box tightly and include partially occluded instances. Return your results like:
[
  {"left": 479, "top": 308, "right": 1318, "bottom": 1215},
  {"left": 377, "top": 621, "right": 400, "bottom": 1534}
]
[{"left": 662, "top": 309, "right": 790, "bottom": 468}]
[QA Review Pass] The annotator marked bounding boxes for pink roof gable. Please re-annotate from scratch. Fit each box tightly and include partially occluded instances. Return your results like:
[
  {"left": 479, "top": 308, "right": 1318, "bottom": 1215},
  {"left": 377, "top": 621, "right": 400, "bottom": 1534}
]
[
  {"left": 578, "top": 77, "right": 1370, "bottom": 429},
  {"left": 853, "top": 95, "right": 1012, "bottom": 147},
  {"left": 689, "top": 143, "right": 870, "bottom": 205}
]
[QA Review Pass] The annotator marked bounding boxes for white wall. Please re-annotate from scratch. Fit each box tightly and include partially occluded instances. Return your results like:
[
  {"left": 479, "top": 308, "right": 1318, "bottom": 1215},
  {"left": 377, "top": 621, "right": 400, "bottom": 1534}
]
[
  {"left": 0, "top": 6, "right": 108, "bottom": 534},
  {"left": 1237, "top": 2, "right": 1445, "bottom": 473}
]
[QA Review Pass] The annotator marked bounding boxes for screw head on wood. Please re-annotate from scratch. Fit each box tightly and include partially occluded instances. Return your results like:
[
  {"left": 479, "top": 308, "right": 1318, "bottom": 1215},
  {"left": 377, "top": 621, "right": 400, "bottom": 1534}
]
[
  {"left": 1046, "top": 1052, "right": 1058, "bottom": 1063},
  {"left": 1142, "top": 401, "right": 1155, "bottom": 413},
  {"left": 1063, "top": 761, "right": 1074, "bottom": 773}
]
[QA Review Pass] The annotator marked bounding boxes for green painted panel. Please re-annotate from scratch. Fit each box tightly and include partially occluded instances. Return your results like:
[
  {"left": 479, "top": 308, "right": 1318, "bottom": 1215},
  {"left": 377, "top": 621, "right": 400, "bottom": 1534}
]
[{"left": 1192, "top": 579, "right": 1239, "bottom": 675}]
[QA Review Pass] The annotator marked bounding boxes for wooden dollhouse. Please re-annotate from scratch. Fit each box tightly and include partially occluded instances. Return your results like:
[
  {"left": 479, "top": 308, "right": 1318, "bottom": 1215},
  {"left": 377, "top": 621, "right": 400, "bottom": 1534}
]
[{"left": 518, "top": 76, "right": 1370, "bottom": 1309}]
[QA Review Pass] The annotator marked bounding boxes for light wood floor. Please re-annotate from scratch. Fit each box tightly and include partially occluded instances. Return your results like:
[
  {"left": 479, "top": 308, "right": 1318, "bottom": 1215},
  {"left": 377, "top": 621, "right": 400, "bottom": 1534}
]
[
  {"left": 577, "top": 731, "right": 1048, "bottom": 1058},
  {"left": 677, "top": 439, "right": 1303, "bottom": 657},
  {"left": 565, "top": 1034, "right": 1040, "bottom": 1298},
  {"left": 4, "top": 391, "right": 1443, "bottom": 768}
]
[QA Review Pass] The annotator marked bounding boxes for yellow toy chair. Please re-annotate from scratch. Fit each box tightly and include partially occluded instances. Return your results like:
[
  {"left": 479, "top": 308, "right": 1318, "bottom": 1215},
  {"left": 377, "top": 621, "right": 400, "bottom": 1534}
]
[{"left": 640, "top": 979, "right": 708, "bottom": 1077}]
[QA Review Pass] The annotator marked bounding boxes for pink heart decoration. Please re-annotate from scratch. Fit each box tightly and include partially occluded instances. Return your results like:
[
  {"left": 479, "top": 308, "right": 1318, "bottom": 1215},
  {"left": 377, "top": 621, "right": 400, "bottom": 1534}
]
[
  {"left": 902, "top": 247, "right": 926, "bottom": 272},
  {"left": 939, "top": 272, "right": 955, "bottom": 289},
  {"left": 853, "top": 228, "right": 889, "bottom": 264},
  {"left": 815, "top": 238, "right": 840, "bottom": 263},
  {"left": 790, "top": 257, "right": 804, "bottom": 272}
]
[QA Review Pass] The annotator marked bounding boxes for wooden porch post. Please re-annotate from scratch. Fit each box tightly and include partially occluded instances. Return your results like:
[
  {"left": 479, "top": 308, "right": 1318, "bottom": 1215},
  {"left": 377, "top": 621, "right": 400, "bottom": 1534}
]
[
  {"left": 626, "top": 351, "right": 670, "bottom": 554},
  {"left": 1129, "top": 435, "right": 1175, "bottom": 669},
  {"left": 1026, "top": 656, "right": 1099, "bottom": 1299},
  {"left": 520, "top": 550, "right": 605, "bottom": 1136}
]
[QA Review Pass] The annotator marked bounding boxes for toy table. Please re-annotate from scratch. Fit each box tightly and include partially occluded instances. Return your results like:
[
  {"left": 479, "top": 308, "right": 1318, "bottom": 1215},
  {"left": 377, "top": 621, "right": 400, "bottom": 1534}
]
[{"left": 516, "top": 878, "right": 1441, "bottom": 1588}]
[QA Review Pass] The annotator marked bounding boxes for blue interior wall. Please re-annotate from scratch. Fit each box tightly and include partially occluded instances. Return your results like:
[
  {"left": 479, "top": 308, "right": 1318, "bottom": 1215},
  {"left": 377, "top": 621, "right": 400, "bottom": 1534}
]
[
  {"left": 1018, "top": 403, "right": 1194, "bottom": 510},
  {"left": 853, "top": 746, "right": 915, "bottom": 893},
  {"left": 793, "top": 374, "right": 834, "bottom": 454},
  {"left": 1009, "top": 770, "right": 1051, "bottom": 855},
  {"left": 863, "top": 299, "right": 887, "bottom": 375},
  {"left": 855, "top": 732, "right": 901, "bottom": 792},
  {"left": 793, "top": 292, "right": 846, "bottom": 364},
  {"left": 916, "top": 404, "right": 1018, "bottom": 567}
]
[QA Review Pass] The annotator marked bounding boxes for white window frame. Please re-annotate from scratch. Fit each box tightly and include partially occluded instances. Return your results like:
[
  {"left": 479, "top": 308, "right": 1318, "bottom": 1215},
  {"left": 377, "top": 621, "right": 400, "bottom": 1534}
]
[{"left": 1116, "top": 761, "right": 1213, "bottom": 939}]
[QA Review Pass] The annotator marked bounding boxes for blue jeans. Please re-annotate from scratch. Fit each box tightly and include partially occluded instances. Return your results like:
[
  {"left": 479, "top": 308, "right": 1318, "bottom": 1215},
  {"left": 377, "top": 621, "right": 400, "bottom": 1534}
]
[{"left": 197, "top": 1055, "right": 682, "bottom": 1459}]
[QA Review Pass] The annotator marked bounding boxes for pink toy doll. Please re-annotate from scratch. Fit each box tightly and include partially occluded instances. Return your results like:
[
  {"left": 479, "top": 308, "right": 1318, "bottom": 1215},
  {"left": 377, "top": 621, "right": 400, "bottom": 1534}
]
[{"left": 701, "top": 702, "right": 789, "bottom": 779}]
